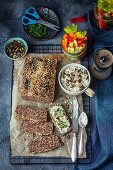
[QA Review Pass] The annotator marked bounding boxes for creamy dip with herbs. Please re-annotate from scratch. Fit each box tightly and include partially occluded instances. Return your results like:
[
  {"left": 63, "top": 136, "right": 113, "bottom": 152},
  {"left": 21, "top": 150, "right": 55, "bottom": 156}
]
[
  {"left": 61, "top": 66, "right": 89, "bottom": 92},
  {"left": 50, "top": 105, "right": 71, "bottom": 134}
]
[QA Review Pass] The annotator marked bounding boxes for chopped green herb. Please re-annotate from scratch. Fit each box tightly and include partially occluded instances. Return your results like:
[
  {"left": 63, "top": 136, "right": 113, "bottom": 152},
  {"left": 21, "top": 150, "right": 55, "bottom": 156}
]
[
  {"left": 59, "top": 109, "right": 63, "bottom": 113},
  {"left": 25, "top": 9, "right": 50, "bottom": 38},
  {"left": 65, "top": 98, "right": 69, "bottom": 103},
  {"left": 61, "top": 123, "right": 68, "bottom": 128}
]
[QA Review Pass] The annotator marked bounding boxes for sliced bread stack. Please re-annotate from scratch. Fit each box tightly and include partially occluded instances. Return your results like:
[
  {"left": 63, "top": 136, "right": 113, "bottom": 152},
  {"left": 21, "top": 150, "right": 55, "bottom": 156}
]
[{"left": 15, "top": 105, "right": 61, "bottom": 154}]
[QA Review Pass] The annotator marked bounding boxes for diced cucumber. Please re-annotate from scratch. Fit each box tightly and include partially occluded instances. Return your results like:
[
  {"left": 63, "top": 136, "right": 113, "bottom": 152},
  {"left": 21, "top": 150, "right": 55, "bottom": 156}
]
[
  {"left": 73, "top": 40, "right": 78, "bottom": 48},
  {"left": 69, "top": 42, "right": 74, "bottom": 48},
  {"left": 74, "top": 47, "right": 83, "bottom": 54},
  {"left": 68, "top": 47, "right": 75, "bottom": 54}
]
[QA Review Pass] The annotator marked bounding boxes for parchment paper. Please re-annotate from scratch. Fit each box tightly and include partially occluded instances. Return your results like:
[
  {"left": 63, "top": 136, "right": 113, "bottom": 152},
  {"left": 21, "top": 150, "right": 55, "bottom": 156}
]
[{"left": 10, "top": 53, "right": 87, "bottom": 158}]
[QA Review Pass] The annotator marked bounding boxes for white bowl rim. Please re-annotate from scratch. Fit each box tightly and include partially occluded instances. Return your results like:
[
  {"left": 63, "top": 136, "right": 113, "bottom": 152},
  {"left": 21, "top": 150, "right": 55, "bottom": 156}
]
[
  {"left": 4, "top": 37, "right": 28, "bottom": 61},
  {"left": 58, "top": 63, "right": 91, "bottom": 95}
]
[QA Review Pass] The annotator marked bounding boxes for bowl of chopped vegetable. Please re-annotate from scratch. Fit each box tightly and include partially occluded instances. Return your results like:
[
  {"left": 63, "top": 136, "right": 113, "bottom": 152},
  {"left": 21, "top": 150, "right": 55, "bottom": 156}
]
[
  {"left": 94, "top": 1, "right": 113, "bottom": 30},
  {"left": 62, "top": 24, "right": 87, "bottom": 61},
  {"left": 4, "top": 38, "right": 28, "bottom": 60}
]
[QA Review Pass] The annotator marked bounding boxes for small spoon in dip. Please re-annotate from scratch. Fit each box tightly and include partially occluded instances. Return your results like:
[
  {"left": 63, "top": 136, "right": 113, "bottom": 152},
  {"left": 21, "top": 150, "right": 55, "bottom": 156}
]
[{"left": 78, "top": 112, "right": 88, "bottom": 156}]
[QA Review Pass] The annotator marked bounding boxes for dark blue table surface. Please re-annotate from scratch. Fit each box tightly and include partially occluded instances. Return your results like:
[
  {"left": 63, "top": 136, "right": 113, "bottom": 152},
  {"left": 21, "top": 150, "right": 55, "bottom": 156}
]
[{"left": 0, "top": 0, "right": 96, "bottom": 169}]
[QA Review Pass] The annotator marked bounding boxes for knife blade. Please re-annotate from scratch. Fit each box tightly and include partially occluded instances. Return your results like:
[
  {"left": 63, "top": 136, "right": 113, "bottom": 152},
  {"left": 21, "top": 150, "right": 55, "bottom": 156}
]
[
  {"left": 72, "top": 97, "right": 79, "bottom": 133},
  {"left": 71, "top": 96, "right": 79, "bottom": 162}
]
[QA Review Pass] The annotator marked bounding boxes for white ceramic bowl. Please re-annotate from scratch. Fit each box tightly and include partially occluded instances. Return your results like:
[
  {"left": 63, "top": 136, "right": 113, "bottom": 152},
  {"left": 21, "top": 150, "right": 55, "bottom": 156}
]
[{"left": 58, "top": 63, "right": 94, "bottom": 97}]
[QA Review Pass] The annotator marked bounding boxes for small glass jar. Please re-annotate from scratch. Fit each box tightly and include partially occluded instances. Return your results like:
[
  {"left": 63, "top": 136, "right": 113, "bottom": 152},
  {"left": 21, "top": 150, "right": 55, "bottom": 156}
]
[
  {"left": 61, "top": 40, "right": 87, "bottom": 61},
  {"left": 94, "top": 3, "right": 113, "bottom": 30}
]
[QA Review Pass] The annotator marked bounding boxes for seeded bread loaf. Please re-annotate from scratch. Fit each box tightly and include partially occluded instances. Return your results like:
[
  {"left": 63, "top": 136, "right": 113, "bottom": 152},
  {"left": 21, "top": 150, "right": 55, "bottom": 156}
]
[
  {"left": 28, "top": 135, "right": 61, "bottom": 154},
  {"left": 49, "top": 104, "right": 72, "bottom": 136},
  {"left": 21, "top": 56, "right": 57, "bottom": 103},
  {"left": 15, "top": 105, "right": 47, "bottom": 122},
  {"left": 20, "top": 120, "right": 53, "bottom": 136}
]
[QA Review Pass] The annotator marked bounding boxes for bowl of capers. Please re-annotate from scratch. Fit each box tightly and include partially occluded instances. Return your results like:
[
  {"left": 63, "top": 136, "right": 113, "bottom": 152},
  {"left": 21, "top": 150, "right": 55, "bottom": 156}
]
[{"left": 4, "top": 37, "right": 28, "bottom": 60}]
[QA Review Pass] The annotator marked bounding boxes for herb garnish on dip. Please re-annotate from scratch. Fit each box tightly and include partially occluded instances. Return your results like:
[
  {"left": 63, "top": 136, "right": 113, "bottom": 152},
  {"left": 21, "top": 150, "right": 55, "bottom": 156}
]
[{"left": 61, "top": 66, "right": 89, "bottom": 92}]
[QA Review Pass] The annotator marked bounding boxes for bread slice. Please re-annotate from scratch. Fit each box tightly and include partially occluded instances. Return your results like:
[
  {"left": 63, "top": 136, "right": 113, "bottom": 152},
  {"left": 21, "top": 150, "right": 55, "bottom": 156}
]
[
  {"left": 20, "top": 120, "right": 53, "bottom": 136},
  {"left": 49, "top": 104, "right": 72, "bottom": 136},
  {"left": 28, "top": 135, "right": 61, "bottom": 154},
  {"left": 15, "top": 105, "right": 47, "bottom": 122},
  {"left": 21, "top": 56, "right": 57, "bottom": 103}
]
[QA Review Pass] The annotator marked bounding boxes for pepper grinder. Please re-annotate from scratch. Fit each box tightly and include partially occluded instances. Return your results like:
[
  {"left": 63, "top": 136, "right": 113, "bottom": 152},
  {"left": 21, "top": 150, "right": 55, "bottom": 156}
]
[{"left": 91, "top": 50, "right": 113, "bottom": 80}]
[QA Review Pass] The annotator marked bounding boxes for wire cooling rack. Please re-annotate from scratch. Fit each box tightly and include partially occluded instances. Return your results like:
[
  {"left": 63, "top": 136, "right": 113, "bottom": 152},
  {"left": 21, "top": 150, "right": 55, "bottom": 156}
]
[{"left": 10, "top": 44, "right": 94, "bottom": 164}]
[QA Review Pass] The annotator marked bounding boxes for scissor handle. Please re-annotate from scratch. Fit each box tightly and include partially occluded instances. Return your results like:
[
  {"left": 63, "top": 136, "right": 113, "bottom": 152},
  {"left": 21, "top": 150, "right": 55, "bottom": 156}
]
[
  {"left": 25, "top": 7, "right": 40, "bottom": 19},
  {"left": 22, "top": 16, "right": 37, "bottom": 25}
]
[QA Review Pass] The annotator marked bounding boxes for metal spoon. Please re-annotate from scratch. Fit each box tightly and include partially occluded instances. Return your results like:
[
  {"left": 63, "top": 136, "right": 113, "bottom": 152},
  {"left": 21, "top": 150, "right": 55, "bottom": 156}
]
[{"left": 78, "top": 112, "right": 88, "bottom": 156}]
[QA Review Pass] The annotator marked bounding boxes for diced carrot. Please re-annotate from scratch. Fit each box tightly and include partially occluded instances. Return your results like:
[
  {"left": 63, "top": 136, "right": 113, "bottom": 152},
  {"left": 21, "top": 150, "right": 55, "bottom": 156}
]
[
  {"left": 95, "top": 9, "right": 109, "bottom": 30},
  {"left": 73, "top": 34, "right": 77, "bottom": 39},
  {"left": 79, "top": 38, "right": 84, "bottom": 42},
  {"left": 65, "top": 47, "right": 68, "bottom": 51},
  {"left": 62, "top": 40, "right": 65, "bottom": 46},
  {"left": 67, "top": 34, "right": 70, "bottom": 39},
  {"left": 63, "top": 34, "right": 68, "bottom": 40},
  {"left": 80, "top": 43, "right": 85, "bottom": 49},
  {"left": 98, "top": 8, "right": 105, "bottom": 16},
  {"left": 69, "top": 38, "right": 74, "bottom": 41},
  {"left": 84, "top": 36, "right": 87, "bottom": 41},
  {"left": 69, "top": 33, "right": 73, "bottom": 38},
  {"left": 73, "top": 33, "right": 77, "bottom": 36},
  {"left": 78, "top": 41, "right": 82, "bottom": 45},
  {"left": 99, "top": 19, "right": 108, "bottom": 29},
  {"left": 69, "top": 41, "right": 72, "bottom": 44},
  {"left": 63, "top": 38, "right": 68, "bottom": 47},
  {"left": 64, "top": 46, "right": 68, "bottom": 51}
]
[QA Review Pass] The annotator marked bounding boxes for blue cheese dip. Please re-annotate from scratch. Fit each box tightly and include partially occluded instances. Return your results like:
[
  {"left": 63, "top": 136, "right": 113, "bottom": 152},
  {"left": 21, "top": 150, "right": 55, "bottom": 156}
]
[
  {"left": 61, "top": 66, "right": 89, "bottom": 92},
  {"left": 50, "top": 105, "right": 71, "bottom": 134}
]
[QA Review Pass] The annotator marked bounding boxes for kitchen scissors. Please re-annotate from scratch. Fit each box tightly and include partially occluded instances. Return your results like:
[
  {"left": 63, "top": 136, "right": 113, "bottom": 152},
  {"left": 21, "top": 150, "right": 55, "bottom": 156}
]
[{"left": 22, "top": 7, "right": 60, "bottom": 31}]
